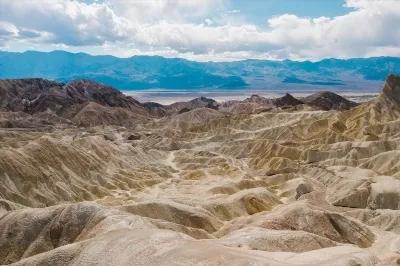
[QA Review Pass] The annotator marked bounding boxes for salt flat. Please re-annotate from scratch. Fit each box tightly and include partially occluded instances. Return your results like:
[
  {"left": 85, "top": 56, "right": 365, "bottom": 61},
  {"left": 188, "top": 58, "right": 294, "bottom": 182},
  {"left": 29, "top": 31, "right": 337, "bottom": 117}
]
[{"left": 124, "top": 89, "right": 380, "bottom": 105}]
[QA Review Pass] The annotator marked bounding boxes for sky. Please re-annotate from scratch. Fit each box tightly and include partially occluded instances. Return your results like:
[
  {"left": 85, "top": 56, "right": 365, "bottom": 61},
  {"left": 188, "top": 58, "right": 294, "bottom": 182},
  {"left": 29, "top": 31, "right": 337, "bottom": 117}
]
[{"left": 0, "top": 0, "right": 399, "bottom": 62}]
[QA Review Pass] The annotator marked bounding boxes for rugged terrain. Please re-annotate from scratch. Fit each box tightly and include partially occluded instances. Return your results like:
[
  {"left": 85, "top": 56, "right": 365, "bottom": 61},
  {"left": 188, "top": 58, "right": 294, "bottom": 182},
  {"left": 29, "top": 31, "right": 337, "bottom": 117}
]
[{"left": 1, "top": 75, "right": 400, "bottom": 265}]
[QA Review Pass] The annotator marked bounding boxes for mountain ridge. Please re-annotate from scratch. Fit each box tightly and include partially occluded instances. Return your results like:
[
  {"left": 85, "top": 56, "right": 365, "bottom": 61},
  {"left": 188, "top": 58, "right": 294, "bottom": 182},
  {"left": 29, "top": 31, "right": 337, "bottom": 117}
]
[
  {"left": 1, "top": 50, "right": 399, "bottom": 90},
  {"left": 18, "top": 49, "right": 400, "bottom": 64}
]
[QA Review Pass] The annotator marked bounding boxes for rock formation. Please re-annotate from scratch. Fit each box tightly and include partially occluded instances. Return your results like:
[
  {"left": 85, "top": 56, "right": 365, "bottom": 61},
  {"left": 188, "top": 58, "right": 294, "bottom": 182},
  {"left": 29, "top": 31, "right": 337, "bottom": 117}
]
[
  {"left": 302, "top": 91, "right": 358, "bottom": 110},
  {"left": 0, "top": 79, "right": 151, "bottom": 127}
]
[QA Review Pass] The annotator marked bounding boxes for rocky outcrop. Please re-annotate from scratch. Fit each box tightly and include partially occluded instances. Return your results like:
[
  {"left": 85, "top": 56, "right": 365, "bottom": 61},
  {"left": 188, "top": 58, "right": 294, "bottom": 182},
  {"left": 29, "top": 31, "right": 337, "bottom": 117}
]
[
  {"left": 302, "top": 91, "right": 358, "bottom": 110},
  {"left": 221, "top": 94, "right": 303, "bottom": 114},
  {"left": 0, "top": 79, "right": 147, "bottom": 114},
  {"left": 0, "top": 79, "right": 63, "bottom": 112},
  {"left": 166, "top": 97, "right": 219, "bottom": 114},
  {"left": 381, "top": 73, "right": 400, "bottom": 106},
  {"left": 0, "top": 79, "right": 152, "bottom": 127},
  {"left": 272, "top": 93, "right": 303, "bottom": 107}
]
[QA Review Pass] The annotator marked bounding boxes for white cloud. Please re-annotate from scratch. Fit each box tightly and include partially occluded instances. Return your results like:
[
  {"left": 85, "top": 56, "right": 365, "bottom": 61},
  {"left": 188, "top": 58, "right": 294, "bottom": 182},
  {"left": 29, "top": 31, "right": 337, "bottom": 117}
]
[
  {"left": 0, "top": 0, "right": 399, "bottom": 61},
  {"left": 105, "top": 0, "right": 225, "bottom": 23},
  {"left": 205, "top": 19, "right": 213, "bottom": 26},
  {"left": 0, "top": 0, "right": 130, "bottom": 46}
]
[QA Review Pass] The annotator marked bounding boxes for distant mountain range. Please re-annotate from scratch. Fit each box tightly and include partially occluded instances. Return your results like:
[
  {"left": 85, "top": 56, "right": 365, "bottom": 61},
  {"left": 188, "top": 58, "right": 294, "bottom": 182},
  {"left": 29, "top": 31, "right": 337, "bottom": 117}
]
[{"left": 1, "top": 50, "right": 399, "bottom": 91}]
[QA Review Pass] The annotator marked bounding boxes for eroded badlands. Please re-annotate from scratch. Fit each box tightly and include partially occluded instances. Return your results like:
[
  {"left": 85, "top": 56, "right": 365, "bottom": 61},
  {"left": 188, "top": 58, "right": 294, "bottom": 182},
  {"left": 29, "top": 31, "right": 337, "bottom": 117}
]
[{"left": 1, "top": 75, "right": 400, "bottom": 265}]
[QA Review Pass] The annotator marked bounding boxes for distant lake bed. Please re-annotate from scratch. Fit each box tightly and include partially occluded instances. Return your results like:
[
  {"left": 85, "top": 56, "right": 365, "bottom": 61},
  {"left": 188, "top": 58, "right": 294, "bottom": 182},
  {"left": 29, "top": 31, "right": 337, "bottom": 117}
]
[{"left": 123, "top": 89, "right": 380, "bottom": 104}]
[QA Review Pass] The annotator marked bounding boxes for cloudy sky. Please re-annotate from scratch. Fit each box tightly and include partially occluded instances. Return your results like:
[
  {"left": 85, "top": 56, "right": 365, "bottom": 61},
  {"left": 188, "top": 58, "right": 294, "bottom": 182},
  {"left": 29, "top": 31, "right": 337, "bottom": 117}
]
[{"left": 0, "top": 0, "right": 399, "bottom": 61}]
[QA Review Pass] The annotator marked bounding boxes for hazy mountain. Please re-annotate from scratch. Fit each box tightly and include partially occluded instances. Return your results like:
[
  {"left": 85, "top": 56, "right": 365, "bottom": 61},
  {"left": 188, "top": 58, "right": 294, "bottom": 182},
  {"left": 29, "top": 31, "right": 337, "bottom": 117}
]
[{"left": 1, "top": 50, "right": 399, "bottom": 90}]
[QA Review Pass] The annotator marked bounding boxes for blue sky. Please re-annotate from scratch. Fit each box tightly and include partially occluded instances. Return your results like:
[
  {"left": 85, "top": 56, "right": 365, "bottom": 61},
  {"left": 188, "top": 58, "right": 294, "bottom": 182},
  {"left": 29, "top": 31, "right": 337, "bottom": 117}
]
[
  {"left": 229, "top": 0, "right": 350, "bottom": 26},
  {"left": 0, "top": 0, "right": 399, "bottom": 61}
]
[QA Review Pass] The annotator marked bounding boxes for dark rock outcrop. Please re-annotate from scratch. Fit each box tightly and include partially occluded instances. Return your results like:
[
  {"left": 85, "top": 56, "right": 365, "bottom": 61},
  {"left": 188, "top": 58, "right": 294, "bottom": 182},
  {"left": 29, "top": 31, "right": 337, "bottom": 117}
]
[
  {"left": 272, "top": 93, "right": 303, "bottom": 107},
  {"left": 0, "top": 78, "right": 153, "bottom": 127},
  {"left": 302, "top": 91, "right": 357, "bottom": 110},
  {"left": 0, "top": 79, "right": 146, "bottom": 114}
]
